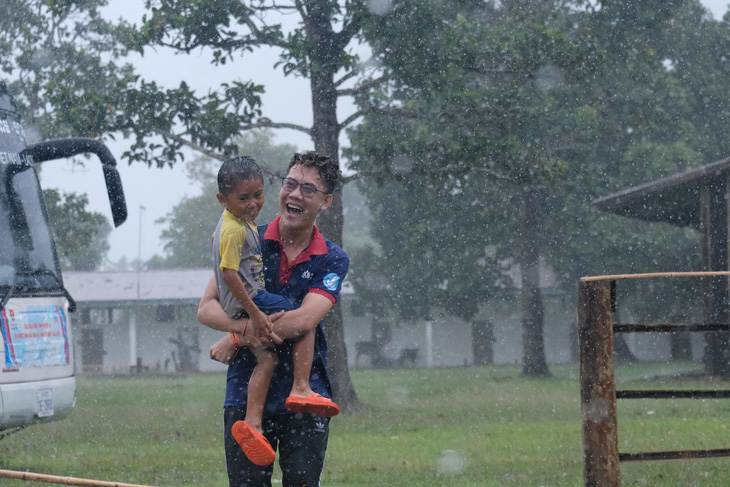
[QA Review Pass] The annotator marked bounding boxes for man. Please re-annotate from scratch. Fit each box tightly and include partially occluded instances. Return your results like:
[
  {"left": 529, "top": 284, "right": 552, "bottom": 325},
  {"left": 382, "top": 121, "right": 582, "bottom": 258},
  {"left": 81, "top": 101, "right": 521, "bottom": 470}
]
[{"left": 198, "top": 151, "right": 349, "bottom": 486}]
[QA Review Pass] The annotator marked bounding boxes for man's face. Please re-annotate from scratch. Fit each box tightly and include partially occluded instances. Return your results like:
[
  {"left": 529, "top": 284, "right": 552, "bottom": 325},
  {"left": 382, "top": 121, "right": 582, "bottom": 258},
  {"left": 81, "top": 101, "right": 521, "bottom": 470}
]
[
  {"left": 278, "top": 163, "right": 332, "bottom": 233},
  {"left": 217, "top": 178, "right": 265, "bottom": 222}
]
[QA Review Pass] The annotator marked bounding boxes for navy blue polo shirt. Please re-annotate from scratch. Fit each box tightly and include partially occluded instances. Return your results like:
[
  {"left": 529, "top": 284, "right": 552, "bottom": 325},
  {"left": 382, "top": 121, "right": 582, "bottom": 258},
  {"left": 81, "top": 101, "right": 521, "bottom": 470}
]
[{"left": 224, "top": 216, "right": 350, "bottom": 415}]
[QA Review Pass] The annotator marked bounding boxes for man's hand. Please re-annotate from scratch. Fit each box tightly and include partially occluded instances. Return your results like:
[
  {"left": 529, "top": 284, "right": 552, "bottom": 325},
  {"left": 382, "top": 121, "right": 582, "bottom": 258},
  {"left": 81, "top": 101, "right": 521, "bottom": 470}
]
[{"left": 208, "top": 311, "right": 286, "bottom": 364}]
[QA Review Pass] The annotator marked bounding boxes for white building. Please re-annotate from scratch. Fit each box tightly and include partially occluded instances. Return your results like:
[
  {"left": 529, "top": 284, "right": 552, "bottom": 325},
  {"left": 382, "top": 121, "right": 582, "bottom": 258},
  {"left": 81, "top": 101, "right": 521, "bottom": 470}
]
[{"left": 64, "top": 268, "right": 586, "bottom": 375}]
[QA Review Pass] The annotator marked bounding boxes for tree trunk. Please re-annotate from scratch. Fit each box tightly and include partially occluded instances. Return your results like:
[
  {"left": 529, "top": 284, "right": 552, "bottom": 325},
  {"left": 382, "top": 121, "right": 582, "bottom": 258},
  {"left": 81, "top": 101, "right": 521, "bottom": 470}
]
[
  {"left": 700, "top": 181, "right": 730, "bottom": 379},
  {"left": 308, "top": 1, "right": 360, "bottom": 409},
  {"left": 519, "top": 189, "right": 550, "bottom": 377}
]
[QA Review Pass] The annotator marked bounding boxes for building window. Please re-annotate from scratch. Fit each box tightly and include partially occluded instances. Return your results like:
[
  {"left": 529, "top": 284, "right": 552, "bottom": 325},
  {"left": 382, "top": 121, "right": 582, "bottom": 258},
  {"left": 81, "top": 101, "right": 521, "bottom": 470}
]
[
  {"left": 156, "top": 304, "right": 176, "bottom": 322},
  {"left": 350, "top": 299, "right": 365, "bottom": 317}
]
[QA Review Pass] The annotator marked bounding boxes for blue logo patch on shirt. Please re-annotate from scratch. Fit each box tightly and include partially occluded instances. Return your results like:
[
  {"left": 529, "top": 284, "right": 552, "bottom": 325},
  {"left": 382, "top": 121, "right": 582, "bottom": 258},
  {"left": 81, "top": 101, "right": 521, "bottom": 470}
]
[{"left": 323, "top": 273, "right": 340, "bottom": 291}]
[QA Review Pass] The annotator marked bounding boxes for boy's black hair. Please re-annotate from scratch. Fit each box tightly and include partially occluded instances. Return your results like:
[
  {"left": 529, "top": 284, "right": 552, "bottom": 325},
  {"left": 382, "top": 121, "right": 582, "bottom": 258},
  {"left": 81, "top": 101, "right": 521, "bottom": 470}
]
[
  {"left": 288, "top": 151, "right": 342, "bottom": 193},
  {"left": 217, "top": 156, "right": 263, "bottom": 195}
]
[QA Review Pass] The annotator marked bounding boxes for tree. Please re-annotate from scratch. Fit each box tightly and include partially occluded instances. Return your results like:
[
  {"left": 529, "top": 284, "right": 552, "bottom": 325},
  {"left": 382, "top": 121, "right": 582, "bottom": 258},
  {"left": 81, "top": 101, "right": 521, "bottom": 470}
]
[
  {"left": 350, "top": 0, "right": 597, "bottom": 376},
  {"left": 43, "top": 189, "right": 112, "bottom": 270},
  {"left": 351, "top": 0, "right": 730, "bottom": 375}
]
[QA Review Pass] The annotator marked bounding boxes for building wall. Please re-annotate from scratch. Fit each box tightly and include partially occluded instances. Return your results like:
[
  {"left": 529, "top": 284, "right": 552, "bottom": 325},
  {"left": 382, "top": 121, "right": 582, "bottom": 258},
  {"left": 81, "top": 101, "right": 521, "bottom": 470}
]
[
  {"left": 343, "top": 291, "right": 576, "bottom": 368},
  {"left": 71, "top": 290, "right": 576, "bottom": 374},
  {"left": 72, "top": 287, "right": 694, "bottom": 375}
]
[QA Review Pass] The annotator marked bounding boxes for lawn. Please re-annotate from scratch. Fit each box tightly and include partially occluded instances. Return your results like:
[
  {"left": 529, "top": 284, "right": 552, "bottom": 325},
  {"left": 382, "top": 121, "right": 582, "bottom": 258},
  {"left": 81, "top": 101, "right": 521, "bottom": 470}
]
[{"left": 1, "top": 363, "right": 730, "bottom": 486}]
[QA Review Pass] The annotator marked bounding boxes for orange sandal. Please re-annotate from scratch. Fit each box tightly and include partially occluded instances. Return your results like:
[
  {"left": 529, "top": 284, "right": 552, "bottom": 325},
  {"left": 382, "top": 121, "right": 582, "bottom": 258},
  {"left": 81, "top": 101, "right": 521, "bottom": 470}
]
[
  {"left": 231, "top": 420, "right": 276, "bottom": 466},
  {"left": 285, "top": 393, "right": 340, "bottom": 417}
]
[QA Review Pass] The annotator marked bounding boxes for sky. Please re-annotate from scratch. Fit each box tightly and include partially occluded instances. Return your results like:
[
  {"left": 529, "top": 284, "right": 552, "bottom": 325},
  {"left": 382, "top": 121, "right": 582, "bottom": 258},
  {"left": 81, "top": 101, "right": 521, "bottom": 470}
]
[{"left": 37, "top": 0, "right": 730, "bottom": 266}]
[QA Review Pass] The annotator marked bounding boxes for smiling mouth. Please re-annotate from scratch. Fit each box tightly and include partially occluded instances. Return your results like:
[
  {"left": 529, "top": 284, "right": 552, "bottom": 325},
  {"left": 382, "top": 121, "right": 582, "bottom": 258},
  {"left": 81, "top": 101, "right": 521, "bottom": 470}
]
[{"left": 286, "top": 203, "right": 303, "bottom": 214}]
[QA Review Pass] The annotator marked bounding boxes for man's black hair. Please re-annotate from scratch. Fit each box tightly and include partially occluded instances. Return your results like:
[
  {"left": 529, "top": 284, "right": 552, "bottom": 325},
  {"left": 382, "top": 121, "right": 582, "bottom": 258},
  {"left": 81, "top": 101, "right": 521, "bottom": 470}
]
[
  {"left": 288, "top": 151, "right": 342, "bottom": 194},
  {"left": 218, "top": 156, "right": 263, "bottom": 195}
]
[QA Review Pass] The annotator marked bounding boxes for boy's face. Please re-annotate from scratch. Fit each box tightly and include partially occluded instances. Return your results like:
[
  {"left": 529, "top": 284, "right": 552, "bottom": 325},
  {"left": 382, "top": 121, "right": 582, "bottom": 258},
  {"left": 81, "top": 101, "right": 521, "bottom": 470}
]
[
  {"left": 278, "top": 163, "right": 333, "bottom": 233},
  {"left": 217, "top": 178, "right": 265, "bottom": 222}
]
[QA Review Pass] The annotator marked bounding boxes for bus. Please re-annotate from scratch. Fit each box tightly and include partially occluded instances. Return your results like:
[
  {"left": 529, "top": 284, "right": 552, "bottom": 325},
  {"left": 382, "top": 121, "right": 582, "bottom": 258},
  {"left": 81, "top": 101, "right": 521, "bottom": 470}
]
[{"left": 0, "top": 80, "right": 127, "bottom": 436}]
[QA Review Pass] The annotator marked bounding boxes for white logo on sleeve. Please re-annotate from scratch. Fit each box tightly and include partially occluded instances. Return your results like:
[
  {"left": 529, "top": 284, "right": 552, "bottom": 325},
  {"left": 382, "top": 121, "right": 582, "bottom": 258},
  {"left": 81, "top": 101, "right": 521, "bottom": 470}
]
[{"left": 323, "top": 273, "right": 340, "bottom": 291}]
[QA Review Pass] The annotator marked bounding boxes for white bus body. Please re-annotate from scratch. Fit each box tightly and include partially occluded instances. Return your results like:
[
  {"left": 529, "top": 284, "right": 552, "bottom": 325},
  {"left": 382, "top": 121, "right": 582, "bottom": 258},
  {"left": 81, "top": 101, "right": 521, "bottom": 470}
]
[
  {"left": 0, "top": 79, "right": 126, "bottom": 435},
  {"left": 0, "top": 297, "right": 75, "bottom": 431}
]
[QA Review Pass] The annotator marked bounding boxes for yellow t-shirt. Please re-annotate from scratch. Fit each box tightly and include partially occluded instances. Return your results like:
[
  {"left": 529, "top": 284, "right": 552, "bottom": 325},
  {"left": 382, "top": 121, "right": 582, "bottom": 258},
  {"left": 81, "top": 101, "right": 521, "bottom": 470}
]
[{"left": 213, "top": 210, "right": 265, "bottom": 318}]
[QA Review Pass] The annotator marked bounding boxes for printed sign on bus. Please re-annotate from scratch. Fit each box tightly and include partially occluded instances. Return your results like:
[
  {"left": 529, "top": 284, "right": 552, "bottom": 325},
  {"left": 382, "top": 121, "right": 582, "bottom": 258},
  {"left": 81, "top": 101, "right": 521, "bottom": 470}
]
[{"left": 1, "top": 305, "right": 70, "bottom": 371}]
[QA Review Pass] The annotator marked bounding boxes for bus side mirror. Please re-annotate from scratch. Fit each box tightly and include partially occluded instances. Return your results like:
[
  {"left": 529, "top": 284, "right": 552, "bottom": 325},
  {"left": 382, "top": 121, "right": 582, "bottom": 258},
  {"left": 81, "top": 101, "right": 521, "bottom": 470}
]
[
  {"left": 21, "top": 138, "right": 128, "bottom": 227},
  {"left": 102, "top": 165, "right": 127, "bottom": 228}
]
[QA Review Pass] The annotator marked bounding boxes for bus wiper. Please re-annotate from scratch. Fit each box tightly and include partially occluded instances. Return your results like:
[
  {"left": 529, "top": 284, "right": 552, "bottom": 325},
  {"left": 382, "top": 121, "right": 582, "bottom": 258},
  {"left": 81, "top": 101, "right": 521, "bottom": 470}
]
[
  {"left": 19, "top": 269, "right": 77, "bottom": 312},
  {"left": 0, "top": 285, "right": 19, "bottom": 310}
]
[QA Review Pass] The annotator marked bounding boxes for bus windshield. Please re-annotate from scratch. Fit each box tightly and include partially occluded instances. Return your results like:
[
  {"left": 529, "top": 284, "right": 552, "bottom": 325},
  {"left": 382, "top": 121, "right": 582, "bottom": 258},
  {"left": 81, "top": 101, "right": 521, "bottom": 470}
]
[{"left": 0, "top": 156, "right": 61, "bottom": 291}]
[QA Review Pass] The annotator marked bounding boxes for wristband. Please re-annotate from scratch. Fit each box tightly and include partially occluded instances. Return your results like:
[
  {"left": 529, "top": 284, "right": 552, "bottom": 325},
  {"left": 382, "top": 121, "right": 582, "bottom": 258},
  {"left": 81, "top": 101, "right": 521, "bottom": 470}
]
[
  {"left": 230, "top": 332, "right": 240, "bottom": 347},
  {"left": 242, "top": 319, "right": 248, "bottom": 337}
]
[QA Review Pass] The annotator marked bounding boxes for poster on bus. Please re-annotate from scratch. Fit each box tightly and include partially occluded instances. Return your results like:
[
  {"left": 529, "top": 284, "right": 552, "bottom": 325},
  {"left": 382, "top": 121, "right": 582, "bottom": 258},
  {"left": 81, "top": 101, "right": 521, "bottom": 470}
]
[{"left": 1, "top": 305, "right": 69, "bottom": 370}]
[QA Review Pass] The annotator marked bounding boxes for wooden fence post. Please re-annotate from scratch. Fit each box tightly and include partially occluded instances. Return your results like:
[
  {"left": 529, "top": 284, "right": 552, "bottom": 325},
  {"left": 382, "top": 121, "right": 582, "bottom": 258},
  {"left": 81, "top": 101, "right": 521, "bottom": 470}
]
[{"left": 578, "top": 279, "right": 620, "bottom": 487}]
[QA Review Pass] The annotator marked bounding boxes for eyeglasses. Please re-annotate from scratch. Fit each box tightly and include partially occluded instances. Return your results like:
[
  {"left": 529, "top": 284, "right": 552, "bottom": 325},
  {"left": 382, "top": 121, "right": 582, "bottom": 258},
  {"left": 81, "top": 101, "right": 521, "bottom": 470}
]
[{"left": 281, "top": 177, "right": 330, "bottom": 199}]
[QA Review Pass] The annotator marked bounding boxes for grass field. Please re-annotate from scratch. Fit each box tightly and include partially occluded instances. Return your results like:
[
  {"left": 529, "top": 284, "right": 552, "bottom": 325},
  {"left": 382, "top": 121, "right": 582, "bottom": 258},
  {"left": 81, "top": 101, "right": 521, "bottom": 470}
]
[{"left": 2, "top": 363, "right": 730, "bottom": 486}]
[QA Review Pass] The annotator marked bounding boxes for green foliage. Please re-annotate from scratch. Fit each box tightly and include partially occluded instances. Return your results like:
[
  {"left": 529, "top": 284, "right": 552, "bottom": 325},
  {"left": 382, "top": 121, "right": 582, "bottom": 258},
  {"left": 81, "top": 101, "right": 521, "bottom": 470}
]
[
  {"left": 0, "top": 0, "right": 266, "bottom": 168},
  {"left": 42, "top": 188, "right": 111, "bottom": 271},
  {"left": 0, "top": 0, "right": 137, "bottom": 137},
  {"left": 347, "top": 173, "right": 508, "bottom": 322},
  {"left": 349, "top": 0, "right": 592, "bottom": 323},
  {"left": 349, "top": 0, "right": 730, "bottom": 327}
]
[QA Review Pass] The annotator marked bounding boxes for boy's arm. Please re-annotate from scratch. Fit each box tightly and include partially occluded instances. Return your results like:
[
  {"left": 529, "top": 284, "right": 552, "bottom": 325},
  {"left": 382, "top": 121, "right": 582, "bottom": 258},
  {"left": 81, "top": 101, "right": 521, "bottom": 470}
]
[{"left": 221, "top": 267, "right": 273, "bottom": 337}]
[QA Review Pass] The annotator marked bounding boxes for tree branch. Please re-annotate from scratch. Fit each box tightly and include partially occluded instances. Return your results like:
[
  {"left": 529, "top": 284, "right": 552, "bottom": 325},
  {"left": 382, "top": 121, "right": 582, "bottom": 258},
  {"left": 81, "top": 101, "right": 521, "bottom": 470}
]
[
  {"left": 245, "top": 120, "right": 312, "bottom": 135},
  {"left": 338, "top": 109, "right": 366, "bottom": 130},
  {"left": 334, "top": 69, "right": 358, "bottom": 88},
  {"left": 157, "top": 129, "right": 226, "bottom": 161},
  {"left": 337, "top": 75, "right": 390, "bottom": 96},
  {"left": 294, "top": 0, "right": 308, "bottom": 24},
  {"left": 337, "top": 103, "right": 410, "bottom": 130},
  {"left": 241, "top": 16, "right": 286, "bottom": 49},
  {"left": 334, "top": 10, "right": 363, "bottom": 53}
]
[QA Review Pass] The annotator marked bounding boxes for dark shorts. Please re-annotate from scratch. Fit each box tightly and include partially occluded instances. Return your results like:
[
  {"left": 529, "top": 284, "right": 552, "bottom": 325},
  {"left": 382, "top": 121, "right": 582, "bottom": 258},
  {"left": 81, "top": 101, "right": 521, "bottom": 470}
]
[
  {"left": 252, "top": 290, "right": 298, "bottom": 314},
  {"left": 224, "top": 406, "right": 330, "bottom": 487}
]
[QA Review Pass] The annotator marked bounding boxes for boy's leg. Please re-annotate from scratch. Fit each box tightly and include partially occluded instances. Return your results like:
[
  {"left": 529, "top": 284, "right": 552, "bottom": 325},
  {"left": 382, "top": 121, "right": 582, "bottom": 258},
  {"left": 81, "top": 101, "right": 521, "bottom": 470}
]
[
  {"left": 289, "top": 329, "right": 315, "bottom": 398},
  {"left": 284, "top": 330, "right": 339, "bottom": 417},
  {"left": 224, "top": 406, "right": 275, "bottom": 487},
  {"left": 231, "top": 349, "right": 277, "bottom": 466},
  {"left": 244, "top": 349, "right": 277, "bottom": 430}
]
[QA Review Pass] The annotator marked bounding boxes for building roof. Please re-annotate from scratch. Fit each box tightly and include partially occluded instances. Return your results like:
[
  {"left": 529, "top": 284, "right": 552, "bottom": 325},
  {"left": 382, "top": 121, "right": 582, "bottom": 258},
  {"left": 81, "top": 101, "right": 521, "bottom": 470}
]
[
  {"left": 64, "top": 269, "right": 213, "bottom": 307},
  {"left": 593, "top": 157, "right": 730, "bottom": 229},
  {"left": 63, "top": 268, "right": 355, "bottom": 307}
]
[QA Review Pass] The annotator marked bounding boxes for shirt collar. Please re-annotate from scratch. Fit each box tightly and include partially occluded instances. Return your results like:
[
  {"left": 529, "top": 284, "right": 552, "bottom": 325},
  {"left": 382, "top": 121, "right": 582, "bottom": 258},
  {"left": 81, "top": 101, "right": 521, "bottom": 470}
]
[{"left": 263, "top": 216, "right": 328, "bottom": 257}]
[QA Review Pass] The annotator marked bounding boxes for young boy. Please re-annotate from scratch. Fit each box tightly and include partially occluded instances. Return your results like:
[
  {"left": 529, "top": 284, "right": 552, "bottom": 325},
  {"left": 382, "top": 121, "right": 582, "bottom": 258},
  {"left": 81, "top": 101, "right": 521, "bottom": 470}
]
[{"left": 213, "top": 156, "right": 339, "bottom": 467}]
